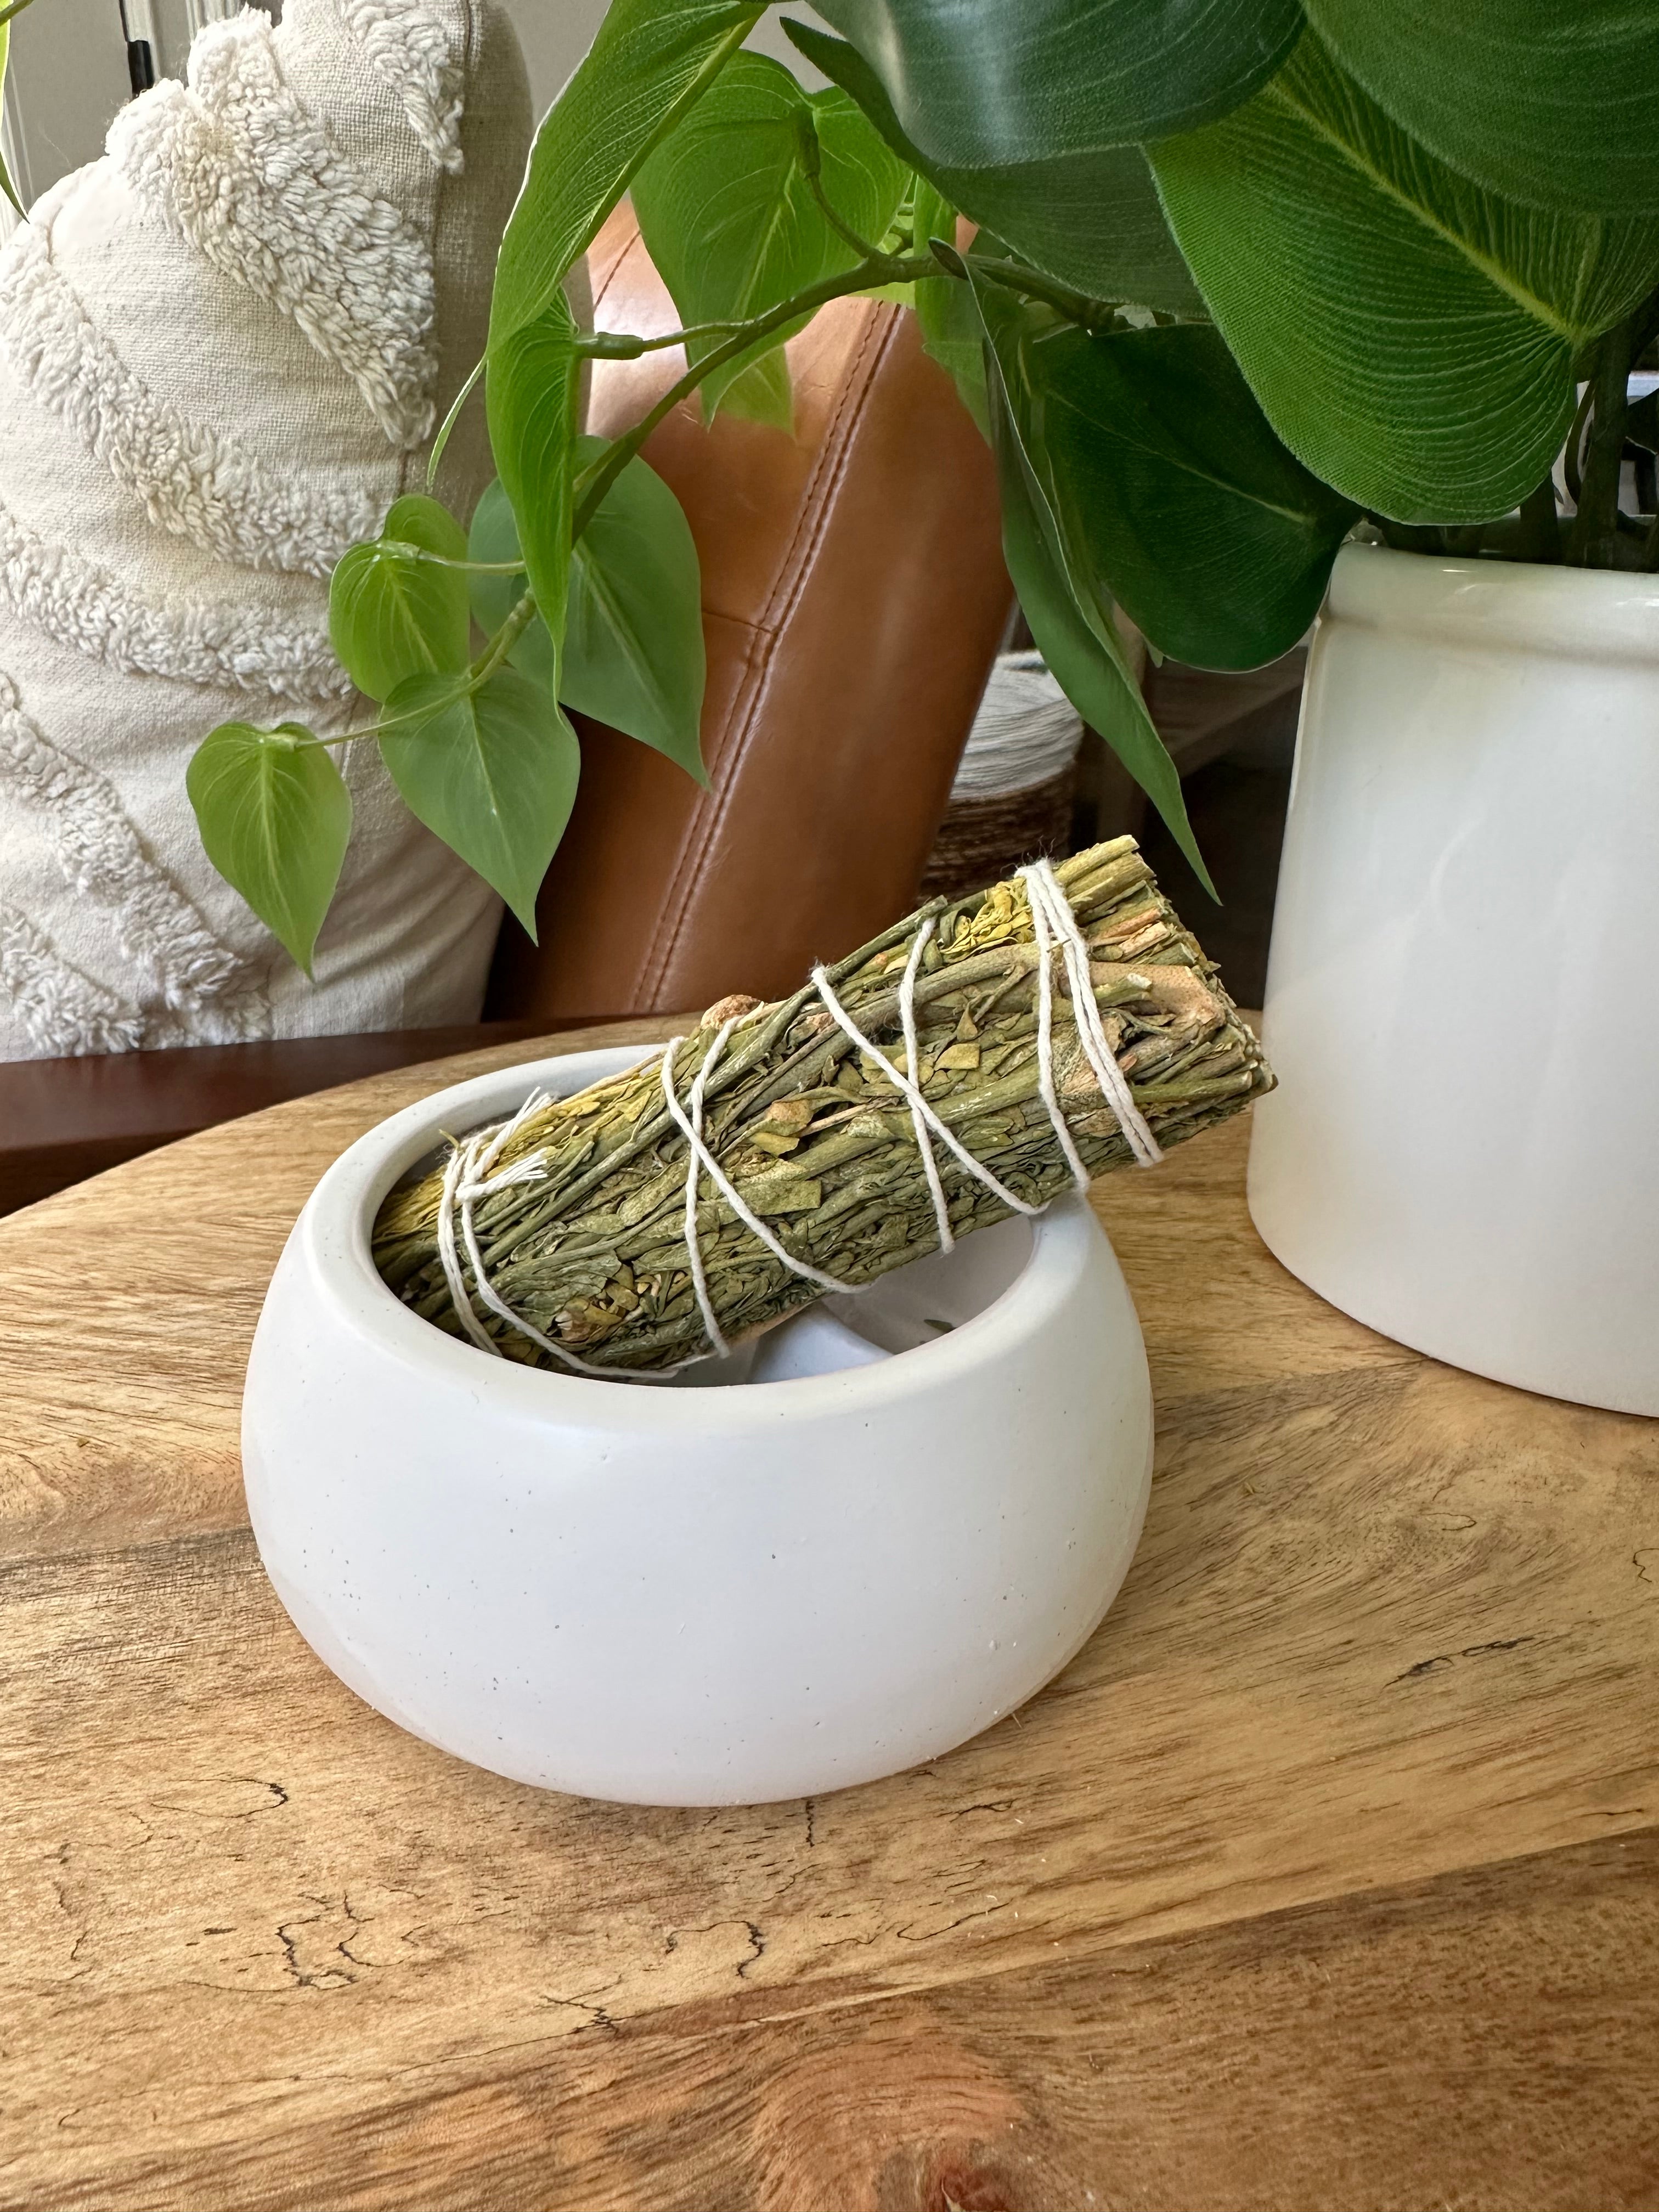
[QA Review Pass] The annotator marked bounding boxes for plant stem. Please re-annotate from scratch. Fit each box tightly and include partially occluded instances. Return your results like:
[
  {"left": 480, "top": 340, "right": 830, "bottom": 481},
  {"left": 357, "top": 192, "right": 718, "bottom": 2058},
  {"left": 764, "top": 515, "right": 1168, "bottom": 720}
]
[
  {"left": 0, "top": 0, "right": 40, "bottom": 29},
  {"left": 426, "top": 357, "right": 486, "bottom": 490},
  {"left": 569, "top": 252, "right": 936, "bottom": 535},
  {"left": 1568, "top": 314, "right": 1634, "bottom": 567},
  {"left": 386, "top": 545, "right": 525, "bottom": 573},
  {"left": 576, "top": 319, "right": 758, "bottom": 358},
  {"left": 962, "top": 251, "right": 1125, "bottom": 332},
  {"left": 471, "top": 590, "right": 538, "bottom": 681},
  {"left": 1514, "top": 475, "right": 1562, "bottom": 563}
]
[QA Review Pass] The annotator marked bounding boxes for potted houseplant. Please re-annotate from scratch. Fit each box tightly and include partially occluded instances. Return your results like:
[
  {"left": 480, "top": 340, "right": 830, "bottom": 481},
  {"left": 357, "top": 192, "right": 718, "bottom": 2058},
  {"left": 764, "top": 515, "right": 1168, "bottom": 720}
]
[{"left": 32, "top": 3, "right": 1645, "bottom": 1397}]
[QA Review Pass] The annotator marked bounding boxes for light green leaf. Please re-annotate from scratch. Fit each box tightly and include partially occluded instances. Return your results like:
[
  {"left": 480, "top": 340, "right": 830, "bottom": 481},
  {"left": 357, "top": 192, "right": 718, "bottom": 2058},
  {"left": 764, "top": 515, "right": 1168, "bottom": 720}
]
[
  {"left": 490, "top": 0, "right": 765, "bottom": 347},
  {"left": 186, "top": 723, "right": 352, "bottom": 977},
  {"left": 1306, "top": 0, "right": 1659, "bottom": 217},
  {"left": 631, "top": 50, "right": 910, "bottom": 420},
  {"left": 783, "top": 19, "right": 1206, "bottom": 317},
  {"left": 469, "top": 450, "right": 708, "bottom": 781},
  {"left": 1149, "top": 32, "right": 1659, "bottom": 523},
  {"left": 328, "top": 495, "right": 471, "bottom": 703},
  {"left": 810, "top": 0, "right": 1303, "bottom": 165},
  {"left": 562, "top": 437, "right": 707, "bottom": 780},
  {"left": 486, "top": 290, "right": 582, "bottom": 667},
  {"left": 469, "top": 479, "right": 558, "bottom": 690},
  {"left": 978, "top": 332, "right": 1212, "bottom": 894},
  {"left": 715, "top": 347, "right": 795, "bottom": 430},
  {"left": 377, "top": 669, "right": 580, "bottom": 936},
  {"left": 0, "top": 24, "right": 22, "bottom": 221},
  {"left": 911, "top": 178, "right": 989, "bottom": 435},
  {"left": 975, "top": 285, "right": 1356, "bottom": 668}
]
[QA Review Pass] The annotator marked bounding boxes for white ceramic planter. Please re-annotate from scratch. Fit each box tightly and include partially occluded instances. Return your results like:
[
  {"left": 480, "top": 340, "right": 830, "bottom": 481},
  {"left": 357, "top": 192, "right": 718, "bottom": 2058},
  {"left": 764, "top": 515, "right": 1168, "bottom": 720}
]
[
  {"left": 1249, "top": 543, "right": 1659, "bottom": 1415},
  {"left": 244, "top": 1048, "right": 1154, "bottom": 1804}
]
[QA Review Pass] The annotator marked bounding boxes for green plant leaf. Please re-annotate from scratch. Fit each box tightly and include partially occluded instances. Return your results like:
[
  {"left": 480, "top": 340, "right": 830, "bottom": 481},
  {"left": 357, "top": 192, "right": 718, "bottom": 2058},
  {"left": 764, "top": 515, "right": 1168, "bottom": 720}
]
[
  {"left": 377, "top": 669, "right": 580, "bottom": 936},
  {"left": 562, "top": 437, "right": 707, "bottom": 779},
  {"left": 490, "top": 0, "right": 766, "bottom": 347},
  {"left": 783, "top": 19, "right": 1205, "bottom": 317},
  {"left": 811, "top": 0, "right": 1303, "bottom": 165},
  {"left": 186, "top": 723, "right": 352, "bottom": 977},
  {"left": 328, "top": 495, "right": 471, "bottom": 703},
  {"left": 1305, "top": 0, "right": 1659, "bottom": 217},
  {"left": 0, "top": 24, "right": 22, "bottom": 221},
  {"left": 975, "top": 325, "right": 1212, "bottom": 893},
  {"left": 469, "top": 450, "right": 708, "bottom": 781},
  {"left": 1149, "top": 32, "right": 1659, "bottom": 523},
  {"left": 486, "top": 290, "right": 582, "bottom": 667},
  {"left": 976, "top": 285, "right": 1356, "bottom": 668},
  {"left": 630, "top": 50, "right": 910, "bottom": 420},
  {"left": 715, "top": 347, "right": 796, "bottom": 430},
  {"left": 910, "top": 178, "right": 989, "bottom": 434},
  {"left": 468, "top": 479, "right": 558, "bottom": 690}
]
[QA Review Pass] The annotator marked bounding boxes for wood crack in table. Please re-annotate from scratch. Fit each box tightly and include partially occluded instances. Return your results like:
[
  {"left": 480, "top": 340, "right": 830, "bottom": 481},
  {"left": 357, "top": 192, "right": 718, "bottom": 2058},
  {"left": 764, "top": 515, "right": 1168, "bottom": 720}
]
[{"left": 2, "top": 1018, "right": 1655, "bottom": 2210}]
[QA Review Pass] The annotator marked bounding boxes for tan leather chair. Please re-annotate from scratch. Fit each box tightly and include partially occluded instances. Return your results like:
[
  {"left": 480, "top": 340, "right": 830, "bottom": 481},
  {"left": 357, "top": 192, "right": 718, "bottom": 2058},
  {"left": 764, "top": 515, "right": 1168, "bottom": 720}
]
[
  {"left": 1, "top": 210, "right": 1013, "bottom": 1210},
  {"left": 488, "top": 203, "right": 1012, "bottom": 1021}
]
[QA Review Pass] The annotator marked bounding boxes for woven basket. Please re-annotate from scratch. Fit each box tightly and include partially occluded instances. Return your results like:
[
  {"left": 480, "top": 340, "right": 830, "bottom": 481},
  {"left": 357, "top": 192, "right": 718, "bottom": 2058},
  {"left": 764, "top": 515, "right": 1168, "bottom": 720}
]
[{"left": 919, "top": 762, "right": 1077, "bottom": 904}]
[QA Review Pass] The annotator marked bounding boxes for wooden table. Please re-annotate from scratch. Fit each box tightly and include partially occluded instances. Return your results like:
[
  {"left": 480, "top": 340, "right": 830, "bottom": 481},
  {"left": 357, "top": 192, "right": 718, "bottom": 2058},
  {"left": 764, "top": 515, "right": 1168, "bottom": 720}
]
[{"left": 3, "top": 1019, "right": 1655, "bottom": 2210}]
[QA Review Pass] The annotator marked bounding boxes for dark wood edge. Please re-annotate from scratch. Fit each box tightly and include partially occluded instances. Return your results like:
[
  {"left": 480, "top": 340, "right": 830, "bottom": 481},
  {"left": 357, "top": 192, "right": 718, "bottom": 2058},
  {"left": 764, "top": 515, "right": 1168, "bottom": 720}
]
[{"left": 0, "top": 1019, "right": 620, "bottom": 1217}]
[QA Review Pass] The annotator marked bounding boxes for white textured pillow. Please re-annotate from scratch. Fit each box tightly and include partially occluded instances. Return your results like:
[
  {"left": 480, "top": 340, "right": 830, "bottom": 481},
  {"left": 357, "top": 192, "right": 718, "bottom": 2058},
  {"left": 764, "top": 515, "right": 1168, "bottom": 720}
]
[{"left": 0, "top": 0, "right": 532, "bottom": 1058}]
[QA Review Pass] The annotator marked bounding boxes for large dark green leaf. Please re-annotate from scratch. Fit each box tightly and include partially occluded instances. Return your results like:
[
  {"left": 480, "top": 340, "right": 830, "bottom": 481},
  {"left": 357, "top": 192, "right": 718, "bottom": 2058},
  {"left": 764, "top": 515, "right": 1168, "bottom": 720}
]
[
  {"left": 631, "top": 50, "right": 910, "bottom": 421},
  {"left": 1306, "top": 0, "right": 1659, "bottom": 216},
  {"left": 328, "top": 495, "right": 471, "bottom": 703},
  {"left": 1149, "top": 33, "right": 1659, "bottom": 522},
  {"left": 978, "top": 285, "right": 1356, "bottom": 668},
  {"left": 973, "top": 307, "right": 1211, "bottom": 891},
  {"left": 187, "top": 723, "right": 352, "bottom": 976},
  {"left": 470, "top": 447, "right": 708, "bottom": 781},
  {"left": 486, "top": 291, "right": 582, "bottom": 666},
  {"left": 811, "top": 0, "right": 1303, "bottom": 164},
  {"left": 490, "top": 0, "right": 765, "bottom": 346},
  {"left": 377, "top": 670, "right": 580, "bottom": 936},
  {"left": 785, "top": 19, "right": 1205, "bottom": 316}
]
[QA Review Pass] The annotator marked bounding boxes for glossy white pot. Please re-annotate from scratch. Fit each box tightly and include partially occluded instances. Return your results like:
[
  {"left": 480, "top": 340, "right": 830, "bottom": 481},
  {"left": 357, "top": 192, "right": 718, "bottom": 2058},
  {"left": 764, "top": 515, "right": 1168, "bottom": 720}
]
[
  {"left": 1249, "top": 544, "right": 1659, "bottom": 1415},
  {"left": 244, "top": 1047, "right": 1154, "bottom": 1805}
]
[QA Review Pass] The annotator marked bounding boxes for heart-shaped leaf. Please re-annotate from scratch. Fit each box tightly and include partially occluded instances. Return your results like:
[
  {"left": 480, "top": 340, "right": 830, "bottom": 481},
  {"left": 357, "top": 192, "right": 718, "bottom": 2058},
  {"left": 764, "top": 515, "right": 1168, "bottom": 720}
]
[
  {"left": 810, "top": 0, "right": 1304, "bottom": 166},
  {"left": 976, "top": 284, "right": 1357, "bottom": 668},
  {"left": 783, "top": 19, "right": 1205, "bottom": 318},
  {"left": 329, "top": 494, "right": 471, "bottom": 703},
  {"left": 486, "top": 291, "right": 582, "bottom": 665},
  {"left": 187, "top": 722, "right": 352, "bottom": 976},
  {"left": 1305, "top": 0, "right": 1659, "bottom": 217},
  {"left": 470, "top": 448, "right": 708, "bottom": 781},
  {"left": 631, "top": 50, "right": 910, "bottom": 420},
  {"left": 377, "top": 669, "right": 580, "bottom": 936},
  {"left": 490, "top": 0, "right": 767, "bottom": 348},
  {"left": 468, "top": 479, "right": 557, "bottom": 691},
  {"left": 1149, "top": 32, "right": 1659, "bottom": 522}
]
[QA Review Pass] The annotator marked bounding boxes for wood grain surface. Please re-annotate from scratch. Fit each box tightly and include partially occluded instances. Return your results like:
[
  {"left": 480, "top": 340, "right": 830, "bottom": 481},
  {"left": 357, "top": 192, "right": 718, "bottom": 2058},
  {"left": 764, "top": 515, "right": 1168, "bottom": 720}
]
[{"left": 2, "top": 1018, "right": 1655, "bottom": 2210}]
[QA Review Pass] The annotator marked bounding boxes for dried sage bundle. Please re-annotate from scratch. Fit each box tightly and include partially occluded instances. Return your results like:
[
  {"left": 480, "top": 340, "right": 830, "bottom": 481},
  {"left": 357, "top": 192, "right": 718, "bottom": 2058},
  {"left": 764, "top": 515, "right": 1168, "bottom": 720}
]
[{"left": 374, "top": 838, "right": 1272, "bottom": 1373}]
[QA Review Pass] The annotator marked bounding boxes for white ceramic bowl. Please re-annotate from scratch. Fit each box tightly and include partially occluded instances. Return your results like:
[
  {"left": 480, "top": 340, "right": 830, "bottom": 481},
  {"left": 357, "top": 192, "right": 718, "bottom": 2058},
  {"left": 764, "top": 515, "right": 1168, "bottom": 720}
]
[{"left": 243, "top": 1048, "right": 1154, "bottom": 1805}]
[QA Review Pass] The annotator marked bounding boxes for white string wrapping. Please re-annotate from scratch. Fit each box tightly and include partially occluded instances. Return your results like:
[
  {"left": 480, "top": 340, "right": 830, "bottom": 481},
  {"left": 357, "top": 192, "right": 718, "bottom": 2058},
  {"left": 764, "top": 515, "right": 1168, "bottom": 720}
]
[
  {"left": 433, "top": 859, "right": 1159, "bottom": 1369},
  {"left": 1019, "top": 856, "right": 1163, "bottom": 1170}
]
